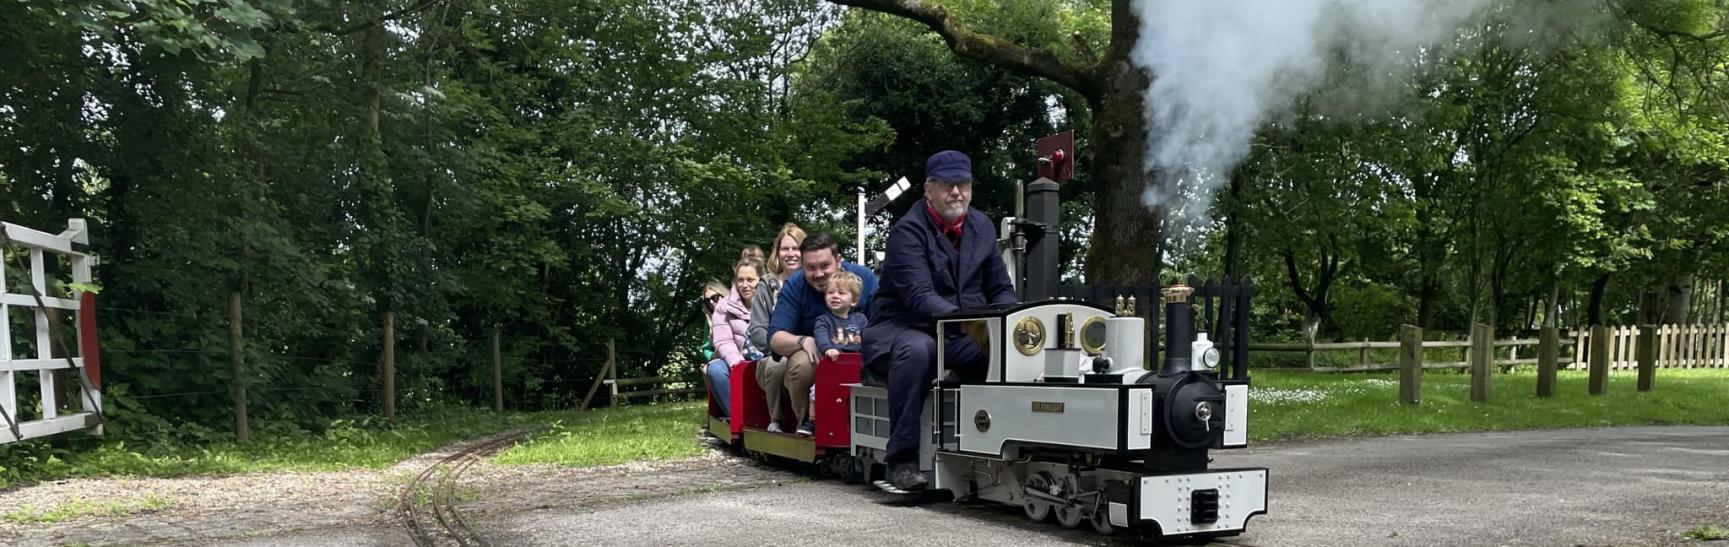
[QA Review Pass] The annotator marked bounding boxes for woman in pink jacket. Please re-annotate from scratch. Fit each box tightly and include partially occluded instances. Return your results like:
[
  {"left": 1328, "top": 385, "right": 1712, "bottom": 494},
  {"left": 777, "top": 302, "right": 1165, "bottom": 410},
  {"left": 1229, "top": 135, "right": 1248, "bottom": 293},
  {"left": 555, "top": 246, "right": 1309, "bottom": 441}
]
[{"left": 707, "top": 257, "right": 764, "bottom": 420}]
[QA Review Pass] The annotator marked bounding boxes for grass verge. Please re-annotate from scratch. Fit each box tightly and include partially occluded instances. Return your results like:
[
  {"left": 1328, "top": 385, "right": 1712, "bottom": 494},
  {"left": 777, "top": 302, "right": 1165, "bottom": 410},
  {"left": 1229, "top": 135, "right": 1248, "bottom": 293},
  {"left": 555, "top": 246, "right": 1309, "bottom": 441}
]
[
  {"left": 0, "top": 406, "right": 549, "bottom": 490},
  {"left": 1250, "top": 368, "right": 1729, "bottom": 441},
  {"left": 1686, "top": 524, "right": 1729, "bottom": 541},
  {"left": 494, "top": 402, "right": 706, "bottom": 468},
  {"left": 1, "top": 493, "right": 172, "bottom": 524}
]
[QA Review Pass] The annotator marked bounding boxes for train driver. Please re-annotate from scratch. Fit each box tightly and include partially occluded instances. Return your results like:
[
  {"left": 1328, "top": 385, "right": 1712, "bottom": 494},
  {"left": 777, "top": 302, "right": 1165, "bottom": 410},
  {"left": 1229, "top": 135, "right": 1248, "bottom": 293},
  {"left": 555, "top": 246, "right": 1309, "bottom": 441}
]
[{"left": 862, "top": 150, "right": 1018, "bottom": 492}]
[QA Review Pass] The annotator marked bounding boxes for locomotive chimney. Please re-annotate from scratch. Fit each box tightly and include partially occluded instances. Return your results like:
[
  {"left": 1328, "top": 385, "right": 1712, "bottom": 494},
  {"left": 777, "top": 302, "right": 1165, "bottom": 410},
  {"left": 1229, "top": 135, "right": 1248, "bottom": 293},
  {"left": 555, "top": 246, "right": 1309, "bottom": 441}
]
[
  {"left": 1023, "top": 178, "right": 1060, "bottom": 301},
  {"left": 1161, "top": 283, "right": 1195, "bottom": 376}
]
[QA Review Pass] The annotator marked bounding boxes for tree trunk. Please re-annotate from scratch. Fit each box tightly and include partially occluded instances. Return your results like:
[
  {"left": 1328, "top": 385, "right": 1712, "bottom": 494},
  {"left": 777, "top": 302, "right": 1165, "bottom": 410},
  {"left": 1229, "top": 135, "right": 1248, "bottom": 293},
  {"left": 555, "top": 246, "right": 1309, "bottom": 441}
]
[
  {"left": 1542, "top": 282, "right": 1560, "bottom": 329},
  {"left": 1302, "top": 312, "right": 1321, "bottom": 346},
  {"left": 828, "top": 0, "right": 1163, "bottom": 286},
  {"left": 1638, "top": 285, "right": 1662, "bottom": 325},
  {"left": 1587, "top": 273, "right": 1611, "bottom": 326},
  {"left": 1664, "top": 272, "right": 1694, "bottom": 325},
  {"left": 382, "top": 309, "right": 396, "bottom": 424},
  {"left": 229, "top": 291, "right": 249, "bottom": 443},
  {"left": 1221, "top": 168, "right": 1248, "bottom": 282},
  {"left": 1082, "top": 53, "right": 1161, "bottom": 285}
]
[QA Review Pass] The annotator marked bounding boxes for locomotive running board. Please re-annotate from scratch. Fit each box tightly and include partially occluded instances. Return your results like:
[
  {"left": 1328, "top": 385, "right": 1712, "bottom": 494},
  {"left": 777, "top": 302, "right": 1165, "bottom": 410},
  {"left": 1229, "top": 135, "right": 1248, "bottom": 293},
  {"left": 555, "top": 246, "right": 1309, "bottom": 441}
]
[{"left": 742, "top": 428, "right": 817, "bottom": 462}]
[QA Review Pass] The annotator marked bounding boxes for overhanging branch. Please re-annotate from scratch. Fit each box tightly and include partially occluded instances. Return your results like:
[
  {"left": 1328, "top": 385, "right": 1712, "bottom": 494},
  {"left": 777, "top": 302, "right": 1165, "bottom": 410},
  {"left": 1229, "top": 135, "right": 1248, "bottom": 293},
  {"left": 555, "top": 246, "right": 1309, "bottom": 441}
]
[
  {"left": 317, "top": 0, "right": 446, "bottom": 36},
  {"left": 829, "top": 0, "right": 1100, "bottom": 98}
]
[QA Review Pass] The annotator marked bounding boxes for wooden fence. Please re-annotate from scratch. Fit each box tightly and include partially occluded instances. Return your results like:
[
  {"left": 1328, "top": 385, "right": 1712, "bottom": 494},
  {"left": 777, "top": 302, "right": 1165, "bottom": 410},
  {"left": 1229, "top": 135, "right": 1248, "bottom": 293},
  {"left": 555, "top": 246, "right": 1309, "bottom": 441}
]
[
  {"left": 1569, "top": 324, "right": 1729, "bottom": 370},
  {"left": 580, "top": 339, "right": 702, "bottom": 409},
  {"left": 1250, "top": 337, "right": 1573, "bottom": 372}
]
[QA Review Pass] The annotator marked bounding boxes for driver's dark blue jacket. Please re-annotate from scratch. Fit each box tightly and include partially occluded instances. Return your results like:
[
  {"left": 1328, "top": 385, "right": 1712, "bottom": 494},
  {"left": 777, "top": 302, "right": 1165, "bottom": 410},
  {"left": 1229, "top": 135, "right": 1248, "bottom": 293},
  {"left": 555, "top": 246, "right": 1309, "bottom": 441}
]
[{"left": 863, "top": 197, "right": 1017, "bottom": 463}]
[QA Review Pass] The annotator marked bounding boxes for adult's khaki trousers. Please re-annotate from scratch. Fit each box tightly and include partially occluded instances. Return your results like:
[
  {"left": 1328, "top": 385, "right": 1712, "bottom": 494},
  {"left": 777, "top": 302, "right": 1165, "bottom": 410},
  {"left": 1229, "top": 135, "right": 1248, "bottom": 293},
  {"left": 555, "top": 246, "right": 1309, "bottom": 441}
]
[{"left": 756, "top": 350, "right": 814, "bottom": 427}]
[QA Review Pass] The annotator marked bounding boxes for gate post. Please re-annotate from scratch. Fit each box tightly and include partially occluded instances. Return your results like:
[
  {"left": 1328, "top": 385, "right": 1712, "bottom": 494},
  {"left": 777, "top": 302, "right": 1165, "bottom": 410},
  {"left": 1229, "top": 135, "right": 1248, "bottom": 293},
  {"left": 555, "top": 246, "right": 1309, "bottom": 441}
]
[
  {"left": 1469, "top": 323, "right": 1492, "bottom": 402},
  {"left": 1399, "top": 325, "right": 1422, "bottom": 405}
]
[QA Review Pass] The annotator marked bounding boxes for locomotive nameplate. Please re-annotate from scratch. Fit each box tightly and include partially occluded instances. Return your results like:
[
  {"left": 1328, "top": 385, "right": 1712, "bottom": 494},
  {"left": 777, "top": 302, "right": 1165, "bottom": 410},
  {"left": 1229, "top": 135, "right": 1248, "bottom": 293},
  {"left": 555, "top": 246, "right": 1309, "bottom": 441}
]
[{"left": 1031, "top": 401, "right": 1065, "bottom": 413}]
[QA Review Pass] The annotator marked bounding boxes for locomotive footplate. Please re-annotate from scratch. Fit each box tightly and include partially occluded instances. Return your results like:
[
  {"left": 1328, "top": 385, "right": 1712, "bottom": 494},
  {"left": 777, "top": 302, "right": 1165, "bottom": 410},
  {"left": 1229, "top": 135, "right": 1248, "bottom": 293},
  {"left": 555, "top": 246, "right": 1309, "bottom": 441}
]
[{"left": 1112, "top": 467, "right": 1267, "bottom": 537}]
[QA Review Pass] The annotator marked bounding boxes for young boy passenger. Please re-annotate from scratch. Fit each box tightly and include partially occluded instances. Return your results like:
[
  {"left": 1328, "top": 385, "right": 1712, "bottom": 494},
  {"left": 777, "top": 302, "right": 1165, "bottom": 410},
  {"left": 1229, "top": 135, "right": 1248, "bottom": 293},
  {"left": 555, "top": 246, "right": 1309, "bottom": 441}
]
[
  {"left": 815, "top": 270, "right": 867, "bottom": 361},
  {"left": 800, "top": 270, "right": 867, "bottom": 436}
]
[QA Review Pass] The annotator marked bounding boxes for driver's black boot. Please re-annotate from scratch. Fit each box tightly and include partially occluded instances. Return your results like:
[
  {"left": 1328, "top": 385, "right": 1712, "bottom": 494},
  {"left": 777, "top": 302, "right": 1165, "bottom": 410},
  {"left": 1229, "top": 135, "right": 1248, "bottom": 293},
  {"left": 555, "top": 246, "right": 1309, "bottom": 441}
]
[{"left": 889, "top": 461, "right": 927, "bottom": 492}]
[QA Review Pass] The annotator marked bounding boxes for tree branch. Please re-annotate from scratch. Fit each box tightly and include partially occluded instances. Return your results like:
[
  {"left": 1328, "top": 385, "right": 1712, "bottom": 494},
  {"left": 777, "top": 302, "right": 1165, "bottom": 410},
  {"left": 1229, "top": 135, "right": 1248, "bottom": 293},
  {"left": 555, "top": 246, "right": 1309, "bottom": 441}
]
[
  {"left": 317, "top": 0, "right": 446, "bottom": 36},
  {"left": 828, "top": 0, "right": 1100, "bottom": 98}
]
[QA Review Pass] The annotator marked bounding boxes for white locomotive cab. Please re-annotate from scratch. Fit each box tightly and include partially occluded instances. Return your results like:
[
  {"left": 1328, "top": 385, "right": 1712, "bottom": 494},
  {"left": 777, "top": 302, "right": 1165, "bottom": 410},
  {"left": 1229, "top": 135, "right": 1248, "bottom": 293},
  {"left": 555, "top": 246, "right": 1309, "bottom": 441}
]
[
  {"left": 1115, "top": 468, "right": 1268, "bottom": 537},
  {"left": 958, "top": 384, "right": 1155, "bottom": 455}
]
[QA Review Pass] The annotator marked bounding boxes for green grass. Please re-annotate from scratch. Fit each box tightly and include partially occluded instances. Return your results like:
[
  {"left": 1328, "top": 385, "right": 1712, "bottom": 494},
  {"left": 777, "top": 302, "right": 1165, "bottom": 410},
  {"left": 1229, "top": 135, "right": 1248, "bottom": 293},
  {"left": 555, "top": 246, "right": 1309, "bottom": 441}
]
[
  {"left": 1685, "top": 524, "right": 1729, "bottom": 541},
  {"left": 1249, "top": 368, "right": 1729, "bottom": 441},
  {"left": 1, "top": 493, "right": 172, "bottom": 524},
  {"left": 494, "top": 401, "right": 706, "bottom": 468},
  {"left": 0, "top": 406, "right": 552, "bottom": 490}
]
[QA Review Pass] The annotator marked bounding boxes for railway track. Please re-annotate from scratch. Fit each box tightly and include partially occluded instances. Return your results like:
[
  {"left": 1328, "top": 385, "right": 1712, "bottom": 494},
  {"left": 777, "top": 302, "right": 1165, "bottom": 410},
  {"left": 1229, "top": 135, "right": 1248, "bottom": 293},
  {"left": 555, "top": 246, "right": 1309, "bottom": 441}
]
[{"left": 397, "top": 430, "right": 530, "bottom": 547}]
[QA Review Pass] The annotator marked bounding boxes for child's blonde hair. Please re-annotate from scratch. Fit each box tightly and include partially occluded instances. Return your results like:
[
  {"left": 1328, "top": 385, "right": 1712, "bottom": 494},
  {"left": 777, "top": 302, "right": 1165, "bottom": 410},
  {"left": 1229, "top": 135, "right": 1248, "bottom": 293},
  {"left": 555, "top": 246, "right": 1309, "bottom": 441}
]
[{"left": 828, "top": 271, "right": 863, "bottom": 303}]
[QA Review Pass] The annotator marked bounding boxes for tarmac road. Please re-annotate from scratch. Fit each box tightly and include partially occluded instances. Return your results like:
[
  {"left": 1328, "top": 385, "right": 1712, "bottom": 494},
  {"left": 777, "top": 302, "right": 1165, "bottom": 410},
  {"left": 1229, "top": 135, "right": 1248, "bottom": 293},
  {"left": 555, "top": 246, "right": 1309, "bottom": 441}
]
[{"left": 479, "top": 426, "right": 1729, "bottom": 546}]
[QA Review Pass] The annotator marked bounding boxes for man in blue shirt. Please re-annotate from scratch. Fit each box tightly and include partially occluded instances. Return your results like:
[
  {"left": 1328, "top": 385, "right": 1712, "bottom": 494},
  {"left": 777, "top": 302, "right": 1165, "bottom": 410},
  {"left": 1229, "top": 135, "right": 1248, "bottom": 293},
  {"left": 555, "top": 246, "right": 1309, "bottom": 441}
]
[
  {"left": 767, "top": 233, "right": 877, "bottom": 435},
  {"left": 863, "top": 150, "right": 1018, "bottom": 492}
]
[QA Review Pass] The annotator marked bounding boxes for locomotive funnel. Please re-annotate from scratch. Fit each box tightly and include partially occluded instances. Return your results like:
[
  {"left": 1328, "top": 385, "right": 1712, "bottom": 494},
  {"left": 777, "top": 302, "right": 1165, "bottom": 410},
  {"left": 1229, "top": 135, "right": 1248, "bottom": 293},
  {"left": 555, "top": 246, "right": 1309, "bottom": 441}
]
[{"left": 1161, "top": 283, "right": 1194, "bottom": 376}]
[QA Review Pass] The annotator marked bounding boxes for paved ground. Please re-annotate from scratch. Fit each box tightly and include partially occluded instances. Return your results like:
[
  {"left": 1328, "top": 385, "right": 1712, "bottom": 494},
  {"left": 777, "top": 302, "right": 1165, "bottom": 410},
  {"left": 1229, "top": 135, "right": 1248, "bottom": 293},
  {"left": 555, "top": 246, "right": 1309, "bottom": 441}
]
[
  {"left": 6, "top": 426, "right": 1726, "bottom": 545},
  {"left": 480, "top": 426, "right": 1729, "bottom": 546}
]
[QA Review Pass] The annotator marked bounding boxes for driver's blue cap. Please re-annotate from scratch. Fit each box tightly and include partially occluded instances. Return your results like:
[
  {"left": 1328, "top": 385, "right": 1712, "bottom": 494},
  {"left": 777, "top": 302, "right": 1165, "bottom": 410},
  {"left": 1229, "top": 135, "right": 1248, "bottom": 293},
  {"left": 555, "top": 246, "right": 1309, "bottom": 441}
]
[{"left": 924, "top": 150, "right": 973, "bottom": 183}]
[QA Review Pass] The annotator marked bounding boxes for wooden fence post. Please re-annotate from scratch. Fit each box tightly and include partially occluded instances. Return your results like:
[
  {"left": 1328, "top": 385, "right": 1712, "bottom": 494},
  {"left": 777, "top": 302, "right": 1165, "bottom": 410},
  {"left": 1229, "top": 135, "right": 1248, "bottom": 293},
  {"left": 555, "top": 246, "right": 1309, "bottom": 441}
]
[
  {"left": 383, "top": 310, "right": 396, "bottom": 424},
  {"left": 1470, "top": 323, "right": 1492, "bottom": 402},
  {"left": 1537, "top": 325, "right": 1558, "bottom": 398},
  {"left": 1399, "top": 325, "right": 1422, "bottom": 405},
  {"left": 608, "top": 339, "right": 620, "bottom": 408},
  {"left": 229, "top": 290, "right": 249, "bottom": 443},
  {"left": 1571, "top": 328, "right": 1585, "bottom": 370},
  {"left": 1637, "top": 325, "right": 1656, "bottom": 392},
  {"left": 1589, "top": 324, "right": 1610, "bottom": 395},
  {"left": 579, "top": 338, "right": 616, "bottom": 410},
  {"left": 491, "top": 326, "right": 503, "bottom": 412}
]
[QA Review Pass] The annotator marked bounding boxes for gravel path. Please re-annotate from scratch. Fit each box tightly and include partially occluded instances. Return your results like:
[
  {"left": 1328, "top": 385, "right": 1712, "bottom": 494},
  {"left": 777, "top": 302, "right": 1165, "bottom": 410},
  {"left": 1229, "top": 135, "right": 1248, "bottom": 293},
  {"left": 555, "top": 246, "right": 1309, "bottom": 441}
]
[{"left": 0, "top": 434, "right": 788, "bottom": 546}]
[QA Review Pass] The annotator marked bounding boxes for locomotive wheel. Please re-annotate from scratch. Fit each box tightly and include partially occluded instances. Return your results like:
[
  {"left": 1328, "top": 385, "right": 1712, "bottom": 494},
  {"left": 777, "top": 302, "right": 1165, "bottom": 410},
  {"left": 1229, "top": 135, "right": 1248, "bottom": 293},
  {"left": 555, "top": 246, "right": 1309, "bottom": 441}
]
[
  {"left": 1054, "top": 503, "right": 1083, "bottom": 528},
  {"left": 841, "top": 456, "right": 866, "bottom": 484},
  {"left": 1088, "top": 505, "right": 1115, "bottom": 535},
  {"left": 1022, "top": 474, "right": 1053, "bottom": 522}
]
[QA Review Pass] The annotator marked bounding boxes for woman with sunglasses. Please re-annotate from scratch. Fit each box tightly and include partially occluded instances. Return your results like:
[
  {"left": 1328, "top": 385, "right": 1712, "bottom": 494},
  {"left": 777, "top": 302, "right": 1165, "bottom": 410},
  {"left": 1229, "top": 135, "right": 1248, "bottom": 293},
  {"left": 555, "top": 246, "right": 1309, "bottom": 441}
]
[
  {"left": 698, "top": 280, "right": 728, "bottom": 365},
  {"left": 707, "top": 257, "right": 765, "bottom": 421}
]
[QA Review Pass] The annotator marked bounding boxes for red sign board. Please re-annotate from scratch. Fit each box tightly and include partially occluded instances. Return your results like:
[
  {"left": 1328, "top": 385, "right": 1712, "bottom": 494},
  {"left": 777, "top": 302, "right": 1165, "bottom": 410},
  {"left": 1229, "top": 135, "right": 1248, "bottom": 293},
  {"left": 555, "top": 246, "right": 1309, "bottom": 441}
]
[{"left": 1036, "top": 130, "right": 1075, "bottom": 182}]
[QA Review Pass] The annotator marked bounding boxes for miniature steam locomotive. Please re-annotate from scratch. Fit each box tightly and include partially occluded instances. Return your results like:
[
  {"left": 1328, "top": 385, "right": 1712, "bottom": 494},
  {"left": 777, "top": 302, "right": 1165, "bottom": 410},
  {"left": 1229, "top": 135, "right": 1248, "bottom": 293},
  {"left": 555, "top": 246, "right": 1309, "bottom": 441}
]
[{"left": 704, "top": 144, "right": 1266, "bottom": 542}]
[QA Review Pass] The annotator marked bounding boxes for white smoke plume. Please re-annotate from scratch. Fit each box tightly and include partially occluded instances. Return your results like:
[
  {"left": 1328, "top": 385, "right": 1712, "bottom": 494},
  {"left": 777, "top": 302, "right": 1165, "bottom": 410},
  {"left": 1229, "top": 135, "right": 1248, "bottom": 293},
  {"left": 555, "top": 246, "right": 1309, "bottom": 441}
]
[{"left": 1130, "top": 0, "right": 1493, "bottom": 247}]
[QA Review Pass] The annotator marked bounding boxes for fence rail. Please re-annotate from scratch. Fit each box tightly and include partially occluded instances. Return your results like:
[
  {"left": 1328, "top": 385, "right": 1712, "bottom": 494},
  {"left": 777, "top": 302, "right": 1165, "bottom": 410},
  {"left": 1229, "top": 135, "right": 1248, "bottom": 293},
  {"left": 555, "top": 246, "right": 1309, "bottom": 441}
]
[
  {"left": 579, "top": 339, "right": 701, "bottom": 409},
  {"left": 1569, "top": 324, "right": 1729, "bottom": 370},
  {"left": 1254, "top": 322, "right": 1729, "bottom": 373},
  {"left": 1250, "top": 337, "right": 1574, "bottom": 372}
]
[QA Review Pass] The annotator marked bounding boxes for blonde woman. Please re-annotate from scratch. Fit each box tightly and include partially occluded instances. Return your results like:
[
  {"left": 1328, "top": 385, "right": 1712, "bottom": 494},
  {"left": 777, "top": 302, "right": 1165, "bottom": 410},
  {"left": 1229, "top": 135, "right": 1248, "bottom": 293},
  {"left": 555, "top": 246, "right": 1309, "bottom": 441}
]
[{"left": 747, "top": 223, "right": 806, "bottom": 431}]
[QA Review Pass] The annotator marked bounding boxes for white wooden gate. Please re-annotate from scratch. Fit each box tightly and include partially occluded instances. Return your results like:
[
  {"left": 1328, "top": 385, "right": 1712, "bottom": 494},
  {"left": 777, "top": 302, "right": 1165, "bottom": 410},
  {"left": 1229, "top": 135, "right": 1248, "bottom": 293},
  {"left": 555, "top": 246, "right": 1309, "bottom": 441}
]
[{"left": 1, "top": 219, "right": 102, "bottom": 443}]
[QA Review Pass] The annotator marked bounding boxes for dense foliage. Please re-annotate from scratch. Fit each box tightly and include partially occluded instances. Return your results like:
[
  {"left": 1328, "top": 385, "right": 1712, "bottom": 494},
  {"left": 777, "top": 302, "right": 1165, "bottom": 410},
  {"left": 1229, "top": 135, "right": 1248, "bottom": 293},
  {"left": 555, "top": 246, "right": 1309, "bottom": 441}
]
[{"left": 1, "top": 0, "right": 1727, "bottom": 439}]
